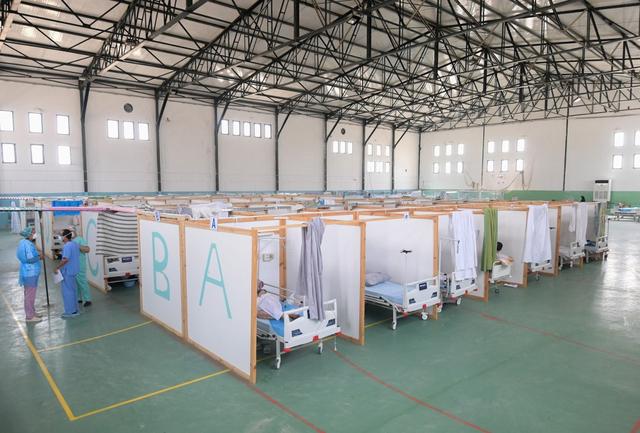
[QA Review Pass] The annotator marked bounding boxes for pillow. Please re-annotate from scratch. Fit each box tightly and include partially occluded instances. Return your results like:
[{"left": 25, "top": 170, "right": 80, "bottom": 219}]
[{"left": 365, "top": 272, "right": 391, "bottom": 287}]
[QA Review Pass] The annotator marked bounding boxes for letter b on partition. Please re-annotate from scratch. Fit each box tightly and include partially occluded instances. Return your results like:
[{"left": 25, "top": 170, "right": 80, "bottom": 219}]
[
  {"left": 199, "top": 243, "right": 231, "bottom": 319},
  {"left": 152, "top": 231, "right": 170, "bottom": 300}
]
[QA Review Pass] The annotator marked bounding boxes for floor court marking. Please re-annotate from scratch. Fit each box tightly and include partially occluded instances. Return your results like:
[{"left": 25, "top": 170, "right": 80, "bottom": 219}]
[
  {"left": 0, "top": 291, "right": 77, "bottom": 421},
  {"left": 38, "top": 321, "right": 152, "bottom": 353},
  {"left": 630, "top": 418, "right": 640, "bottom": 433},
  {"left": 473, "top": 310, "right": 640, "bottom": 366},
  {"left": 333, "top": 350, "right": 492, "bottom": 433}
]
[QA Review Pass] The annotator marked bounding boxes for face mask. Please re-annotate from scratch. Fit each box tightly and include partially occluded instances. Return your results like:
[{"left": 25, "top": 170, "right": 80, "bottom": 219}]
[{"left": 31, "top": 233, "right": 38, "bottom": 241}]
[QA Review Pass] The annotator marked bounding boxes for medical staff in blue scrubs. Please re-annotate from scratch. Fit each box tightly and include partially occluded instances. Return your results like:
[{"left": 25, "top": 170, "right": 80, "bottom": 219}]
[{"left": 56, "top": 229, "right": 80, "bottom": 318}]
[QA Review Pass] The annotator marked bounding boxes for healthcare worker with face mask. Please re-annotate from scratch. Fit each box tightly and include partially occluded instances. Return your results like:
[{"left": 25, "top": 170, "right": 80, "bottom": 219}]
[
  {"left": 16, "top": 227, "right": 42, "bottom": 322},
  {"left": 56, "top": 229, "right": 80, "bottom": 318}
]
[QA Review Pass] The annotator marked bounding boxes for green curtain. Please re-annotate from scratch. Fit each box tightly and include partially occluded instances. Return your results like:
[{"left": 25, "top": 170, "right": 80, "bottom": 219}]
[{"left": 481, "top": 208, "right": 498, "bottom": 271}]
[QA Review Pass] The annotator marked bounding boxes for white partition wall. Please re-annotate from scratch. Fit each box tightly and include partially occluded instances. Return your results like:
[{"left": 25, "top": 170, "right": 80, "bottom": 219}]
[
  {"left": 497, "top": 210, "right": 528, "bottom": 286},
  {"left": 286, "top": 220, "right": 364, "bottom": 344},
  {"left": 81, "top": 211, "right": 106, "bottom": 291},
  {"left": 185, "top": 224, "right": 256, "bottom": 383},
  {"left": 139, "top": 218, "right": 184, "bottom": 336},
  {"left": 544, "top": 206, "right": 561, "bottom": 276},
  {"left": 467, "top": 212, "right": 487, "bottom": 301}
]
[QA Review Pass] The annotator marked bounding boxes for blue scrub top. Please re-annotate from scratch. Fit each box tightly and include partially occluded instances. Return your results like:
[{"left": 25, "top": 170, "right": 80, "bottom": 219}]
[
  {"left": 61, "top": 240, "right": 80, "bottom": 276},
  {"left": 16, "top": 239, "right": 41, "bottom": 285}
]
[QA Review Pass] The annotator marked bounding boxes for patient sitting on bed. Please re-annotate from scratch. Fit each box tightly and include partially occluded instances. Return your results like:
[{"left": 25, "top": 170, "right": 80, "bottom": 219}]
[
  {"left": 496, "top": 242, "right": 514, "bottom": 266},
  {"left": 256, "top": 280, "right": 299, "bottom": 321}
]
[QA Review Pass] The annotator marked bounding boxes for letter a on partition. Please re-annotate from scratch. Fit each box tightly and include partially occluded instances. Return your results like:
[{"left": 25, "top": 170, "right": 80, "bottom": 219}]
[
  {"left": 199, "top": 243, "right": 231, "bottom": 319},
  {"left": 152, "top": 231, "right": 170, "bottom": 300}
]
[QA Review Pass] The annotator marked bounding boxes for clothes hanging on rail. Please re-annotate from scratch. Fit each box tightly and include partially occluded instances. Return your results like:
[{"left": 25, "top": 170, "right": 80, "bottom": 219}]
[
  {"left": 297, "top": 218, "right": 325, "bottom": 321},
  {"left": 575, "top": 202, "right": 588, "bottom": 247},
  {"left": 523, "top": 204, "right": 552, "bottom": 264},
  {"left": 451, "top": 210, "right": 477, "bottom": 280},
  {"left": 95, "top": 211, "right": 138, "bottom": 256},
  {"left": 481, "top": 208, "right": 498, "bottom": 272}
]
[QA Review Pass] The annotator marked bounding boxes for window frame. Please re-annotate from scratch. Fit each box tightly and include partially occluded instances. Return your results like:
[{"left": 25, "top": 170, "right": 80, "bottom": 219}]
[
  {"left": 433, "top": 145, "right": 440, "bottom": 157},
  {"left": 242, "top": 121, "right": 251, "bottom": 137},
  {"left": 433, "top": 162, "right": 440, "bottom": 174},
  {"left": 332, "top": 140, "right": 339, "bottom": 153},
  {"left": 263, "top": 123, "right": 272, "bottom": 139},
  {"left": 457, "top": 143, "right": 464, "bottom": 156},
  {"left": 28, "top": 112, "right": 43, "bottom": 134},
  {"left": 56, "top": 114, "right": 70, "bottom": 135},
  {"left": 487, "top": 160, "right": 494, "bottom": 172},
  {"left": 501, "top": 159, "right": 509, "bottom": 172},
  {"left": 445, "top": 144, "right": 452, "bottom": 156},
  {"left": 1, "top": 142, "right": 16, "bottom": 164},
  {"left": 444, "top": 161, "right": 451, "bottom": 174},
  {"left": 57, "top": 145, "right": 71, "bottom": 165},
  {"left": 487, "top": 141, "right": 495, "bottom": 154},
  {"left": 375, "top": 161, "right": 383, "bottom": 173},
  {"left": 516, "top": 138, "right": 525, "bottom": 152},
  {"left": 0, "top": 110, "right": 14, "bottom": 132},
  {"left": 635, "top": 130, "right": 640, "bottom": 147},
  {"left": 138, "top": 122, "right": 150, "bottom": 141},
  {"left": 385, "top": 161, "right": 390, "bottom": 173},
  {"left": 612, "top": 154, "right": 623, "bottom": 169},
  {"left": 633, "top": 154, "right": 640, "bottom": 169},
  {"left": 220, "top": 119, "right": 229, "bottom": 135},
  {"left": 456, "top": 161, "right": 464, "bottom": 174},
  {"left": 516, "top": 158, "right": 524, "bottom": 172},
  {"left": 501, "top": 140, "right": 510, "bottom": 153},
  {"left": 30, "top": 144, "right": 45, "bottom": 165},
  {"left": 347, "top": 141, "right": 353, "bottom": 154},
  {"left": 367, "top": 144, "right": 373, "bottom": 156},
  {"left": 232, "top": 120, "right": 240, "bottom": 136},
  {"left": 254, "top": 123, "right": 261, "bottom": 138},
  {"left": 367, "top": 161, "right": 375, "bottom": 173},
  {"left": 614, "top": 131, "right": 624, "bottom": 147},
  {"left": 122, "top": 121, "right": 135, "bottom": 140},
  {"left": 107, "top": 119, "right": 119, "bottom": 139},
  {"left": 385, "top": 145, "right": 390, "bottom": 157}
]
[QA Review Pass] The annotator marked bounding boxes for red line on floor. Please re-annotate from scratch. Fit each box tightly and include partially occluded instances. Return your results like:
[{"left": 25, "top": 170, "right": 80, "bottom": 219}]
[
  {"left": 246, "top": 383, "right": 326, "bottom": 433},
  {"left": 333, "top": 351, "right": 492, "bottom": 433},
  {"left": 476, "top": 312, "right": 640, "bottom": 366},
  {"left": 629, "top": 418, "right": 640, "bottom": 433}
]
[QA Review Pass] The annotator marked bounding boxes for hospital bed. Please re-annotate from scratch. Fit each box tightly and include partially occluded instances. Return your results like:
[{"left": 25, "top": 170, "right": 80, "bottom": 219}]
[
  {"left": 104, "top": 254, "right": 139, "bottom": 289},
  {"left": 559, "top": 241, "right": 584, "bottom": 268},
  {"left": 528, "top": 259, "right": 552, "bottom": 281},
  {"left": 585, "top": 236, "right": 609, "bottom": 263},
  {"left": 365, "top": 276, "right": 440, "bottom": 330},
  {"left": 614, "top": 207, "right": 640, "bottom": 222},
  {"left": 440, "top": 271, "right": 476, "bottom": 305},
  {"left": 257, "top": 292, "right": 340, "bottom": 370},
  {"left": 489, "top": 261, "right": 512, "bottom": 294}
]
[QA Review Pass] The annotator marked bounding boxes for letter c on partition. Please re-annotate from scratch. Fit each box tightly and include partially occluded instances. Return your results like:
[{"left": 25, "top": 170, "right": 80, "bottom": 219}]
[
  {"left": 86, "top": 218, "right": 99, "bottom": 277},
  {"left": 151, "top": 231, "right": 170, "bottom": 300},
  {"left": 199, "top": 242, "right": 232, "bottom": 319}
]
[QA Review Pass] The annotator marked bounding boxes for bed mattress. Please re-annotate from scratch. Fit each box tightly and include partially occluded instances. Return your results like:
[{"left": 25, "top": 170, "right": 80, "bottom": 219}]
[{"left": 365, "top": 281, "right": 404, "bottom": 305}]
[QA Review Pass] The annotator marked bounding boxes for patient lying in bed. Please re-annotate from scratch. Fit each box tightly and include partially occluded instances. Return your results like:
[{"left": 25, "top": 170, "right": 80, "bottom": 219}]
[
  {"left": 256, "top": 280, "right": 299, "bottom": 320},
  {"left": 496, "top": 242, "right": 513, "bottom": 266}
]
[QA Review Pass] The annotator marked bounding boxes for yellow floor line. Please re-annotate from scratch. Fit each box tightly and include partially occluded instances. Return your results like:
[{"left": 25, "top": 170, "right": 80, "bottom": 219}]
[
  {"left": 72, "top": 369, "right": 230, "bottom": 420},
  {"left": 0, "top": 292, "right": 77, "bottom": 421},
  {"left": 38, "top": 321, "right": 153, "bottom": 353},
  {"left": 365, "top": 318, "right": 390, "bottom": 329}
]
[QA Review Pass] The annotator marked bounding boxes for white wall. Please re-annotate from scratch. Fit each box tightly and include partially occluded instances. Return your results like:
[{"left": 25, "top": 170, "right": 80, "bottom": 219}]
[
  {"left": 218, "top": 107, "right": 275, "bottom": 191},
  {"left": 327, "top": 120, "right": 362, "bottom": 191},
  {"left": 160, "top": 100, "right": 215, "bottom": 192},
  {"left": 394, "top": 131, "right": 419, "bottom": 190},
  {"left": 566, "top": 113, "right": 640, "bottom": 191},
  {"left": 0, "top": 81, "right": 83, "bottom": 193},
  {"left": 85, "top": 91, "right": 157, "bottom": 192},
  {"left": 279, "top": 114, "right": 323, "bottom": 191}
]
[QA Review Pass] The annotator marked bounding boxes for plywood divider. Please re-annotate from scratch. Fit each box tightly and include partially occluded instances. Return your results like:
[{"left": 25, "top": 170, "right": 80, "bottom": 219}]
[
  {"left": 249, "top": 231, "right": 258, "bottom": 384},
  {"left": 358, "top": 221, "right": 366, "bottom": 345},
  {"left": 179, "top": 219, "right": 188, "bottom": 338},
  {"left": 278, "top": 219, "right": 287, "bottom": 299}
]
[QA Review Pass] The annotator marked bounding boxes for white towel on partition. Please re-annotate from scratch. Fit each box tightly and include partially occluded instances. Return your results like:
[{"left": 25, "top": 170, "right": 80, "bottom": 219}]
[
  {"left": 10, "top": 201, "right": 22, "bottom": 234},
  {"left": 451, "top": 210, "right": 477, "bottom": 280},
  {"left": 568, "top": 205, "right": 576, "bottom": 232},
  {"left": 575, "top": 203, "right": 588, "bottom": 247},
  {"left": 523, "top": 204, "right": 552, "bottom": 264}
]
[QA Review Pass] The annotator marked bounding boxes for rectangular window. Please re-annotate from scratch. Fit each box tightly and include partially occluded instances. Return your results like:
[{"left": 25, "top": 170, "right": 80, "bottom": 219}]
[
  {"left": 367, "top": 161, "right": 375, "bottom": 173},
  {"left": 445, "top": 144, "right": 452, "bottom": 156},
  {"left": 385, "top": 162, "right": 390, "bottom": 173},
  {"left": 232, "top": 120, "right": 240, "bottom": 136},
  {"left": 634, "top": 154, "right": 640, "bottom": 169},
  {"left": 456, "top": 161, "right": 463, "bottom": 174},
  {"left": 445, "top": 161, "right": 451, "bottom": 174},
  {"left": 614, "top": 131, "right": 624, "bottom": 147},
  {"left": 635, "top": 130, "right": 640, "bottom": 146},
  {"left": 31, "top": 144, "right": 44, "bottom": 164},
  {"left": 243, "top": 121, "right": 251, "bottom": 137},
  {"left": 138, "top": 123, "right": 149, "bottom": 140},
  {"left": 220, "top": 119, "right": 229, "bottom": 135},
  {"left": 487, "top": 141, "right": 495, "bottom": 154},
  {"left": 254, "top": 123, "right": 261, "bottom": 138},
  {"left": 457, "top": 143, "right": 464, "bottom": 155},
  {"left": 0, "top": 111, "right": 13, "bottom": 131},
  {"left": 264, "top": 123, "right": 272, "bottom": 139},
  {"left": 28, "top": 112, "right": 43, "bottom": 133},
  {"left": 347, "top": 142, "right": 353, "bottom": 154},
  {"left": 56, "top": 115, "right": 70, "bottom": 135},
  {"left": 516, "top": 158, "right": 524, "bottom": 172},
  {"left": 501, "top": 140, "right": 510, "bottom": 153},
  {"left": 376, "top": 145, "right": 381, "bottom": 156},
  {"left": 1, "top": 143, "right": 16, "bottom": 163},
  {"left": 367, "top": 144, "right": 373, "bottom": 156},
  {"left": 107, "top": 120, "right": 119, "bottom": 138},
  {"left": 612, "top": 154, "right": 623, "bottom": 169},
  {"left": 487, "top": 160, "right": 494, "bottom": 172},
  {"left": 375, "top": 161, "right": 383, "bottom": 173},
  {"left": 433, "top": 162, "right": 440, "bottom": 174},
  {"left": 123, "top": 121, "right": 134, "bottom": 139},
  {"left": 433, "top": 145, "right": 440, "bottom": 157},
  {"left": 385, "top": 145, "right": 390, "bottom": 157},
  {"left": 501, "top": 159, "right": 509, "bottom": 172},
  {"left": 332, "top": 140, "right": 339, "bottom": 153},
  {"left": 57, "top": 145, "right": 71, "bottom": 165},
  {"left": 516, "top": 138, "right": 525, "bottom": 152},
  {"left": 339, "top": 141, "right": 346, "bottom": 154}
]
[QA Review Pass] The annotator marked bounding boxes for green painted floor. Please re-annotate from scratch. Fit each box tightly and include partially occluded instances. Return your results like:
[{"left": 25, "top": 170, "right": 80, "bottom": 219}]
[{"left": 1, "top": 222, "right": 640, "bottom": 433}]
